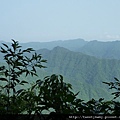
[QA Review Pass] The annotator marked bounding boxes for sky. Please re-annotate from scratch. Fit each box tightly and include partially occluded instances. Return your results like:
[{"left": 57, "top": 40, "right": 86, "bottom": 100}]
[{"left": 0, "top": 0, "right": 120, "bottom": 43}]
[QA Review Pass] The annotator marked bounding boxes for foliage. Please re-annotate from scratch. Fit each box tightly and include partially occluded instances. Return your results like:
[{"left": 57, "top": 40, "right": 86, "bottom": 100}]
[
  {"left": 103, "top": 77, "right": 120, "bottom": 99},
  {"left": 103, "top": 77, "right": 120, "bottom": 115},
  {"left": 0, "top": 39, "right": 47, "bottom": 114},
  {"left": 34, "top": 74, "right": 79, "bottom": 114}
]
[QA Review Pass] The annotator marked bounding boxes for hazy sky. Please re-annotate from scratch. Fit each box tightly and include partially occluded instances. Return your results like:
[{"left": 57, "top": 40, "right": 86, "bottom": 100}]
[{"left": 1, "top": 0, "right": 120, "bottom": 42}]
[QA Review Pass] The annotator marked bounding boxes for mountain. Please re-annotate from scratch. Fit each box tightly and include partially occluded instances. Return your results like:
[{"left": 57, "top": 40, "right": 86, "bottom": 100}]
[
  {"left": 36, "top": 46, "right": 120, "bottom": 100},
  {"left": 78, "top": 40, "right": 120, "bottom": 59},
  {"left": 18, "top": 39, "right": 120, "bottom": 59},
  {"left": 20, "top": 38, "right": 88, "bottom": 51},
  {"left": 1, "top": 39, "right": 120, "bottom": 59}
]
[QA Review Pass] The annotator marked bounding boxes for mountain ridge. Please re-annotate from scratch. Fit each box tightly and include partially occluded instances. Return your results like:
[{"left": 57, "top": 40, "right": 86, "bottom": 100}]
[
  {"left": 1, "top": 39, "right": 120, "bottom": 59},
  {"left": 36, "top": 46, "right": 120, "bottom": 100}
]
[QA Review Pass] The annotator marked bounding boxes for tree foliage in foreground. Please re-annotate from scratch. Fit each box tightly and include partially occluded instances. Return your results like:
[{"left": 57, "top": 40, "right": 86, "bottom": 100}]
[{"left": 0, "top": 40, "right": 120, "bottom": 120}]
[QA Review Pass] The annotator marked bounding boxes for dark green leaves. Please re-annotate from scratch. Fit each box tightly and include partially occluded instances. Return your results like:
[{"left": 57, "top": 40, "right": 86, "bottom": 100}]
[
  {"left": 20, "top": 80, "right": 28, "bottom": 85},
  {"left": 0, "top": 78, "right": 8, "bottom": 82},
  {"left": 0, "top": 47, "right": 8, "bottom": 53},
  {"left": 0, "top": 66, "right": 5, "bottom": 71},
  {"left": 0, "top": 40, "right": 47, "bottom": 114},
  {"left": 2, "top": 43, "right": 9, "bottom": 48},
  {"left": 36, "top": 74, "right": 79, "bottom": 114},
  {"left": 22, "top": 48, "right": 34, "bottom": 53},
  {"left": 16, "top": 89, "right": 24, "bottom": 96},
  {"left": 103, "top": 77, "right": 120, "bottom": 99},
  {"left": 114, "top": 77, "right": 119, "bottom": 82},
  {"left": 11, "top": 39, "right": 22, "bottom": 51}
]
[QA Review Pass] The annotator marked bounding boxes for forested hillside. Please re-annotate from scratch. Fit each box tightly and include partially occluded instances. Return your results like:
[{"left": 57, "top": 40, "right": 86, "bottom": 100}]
[
  {"left": 79, "top": 40, "right": 120, "bottom": 59},
  {"left": 36, "top": 46, "right": 120, "bottom": 100}
]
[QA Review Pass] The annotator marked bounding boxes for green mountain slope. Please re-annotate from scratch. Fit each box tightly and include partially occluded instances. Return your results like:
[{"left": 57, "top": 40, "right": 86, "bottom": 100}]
[
  {"left": 36, "top": 46, "right": 120, "bottom": 100},
  {"left": 79, "top": 40, "right": 120, "bottom": 59}
]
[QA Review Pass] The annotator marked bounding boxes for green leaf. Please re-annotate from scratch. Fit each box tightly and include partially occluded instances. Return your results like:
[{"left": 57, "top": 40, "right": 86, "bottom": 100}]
[
  {"left": 41, "top": 59, "right": 47, "bottom": 63},
  {"left": 67, "top": 83, "right": 72, "bottom": 89},
  {"left": 102, "top": 81, "right": 110, "bottom": 86},
  {"left": 16, "top": 89, "right": 24, "bottom": 95},
  {"left": 36, "top": 79, "right": 41, "bottom": 83},
  {"left": 20, "top": 80, "right": 28, "bottom": 84},
  {"left": 0, "top": 47, "right": 8, "bottom": 53},
  {"left": 114, "top": 77, "right": 119, "bottom": 81},
  {"left": 22, "top": 48, "right": 35, "bottom": 53},
  {"left": 99, "top": 98, "right": 104, "bottom": 102},
  {"left": 12, "top": 42, "right": 16, "bottom": 51},
  {"left": 4, "top": 53, "right": 12, "bottom": 57},
  {"left": 32, "top": 66, "right": 36, "bottom": 73},
  {"left": 0, "top": 66, "right": 5, "bottom": 71},
  {"left": 38, "top": 81, "right": 43, "bottom": 86},
  {"left": 13, "top": 87, "right": 16, "bottom": 93},
  {"left": 30, "top": 72, "right": 37, "bottom": 76},
  {"left": 75, "top": 92, "right": 80, "bottom": 97},
  {"left": 25, "top": 71, "right": 29, "bottom": 76},
  {"left": 16, "top": 62, "right": 23, "bottom": 67},
  {"left": 67, "top": 94, "right": 75, "bottom": 102},
  {"left": 0, "top": 78, "right": 8, "bottom": 82},
  {"left": 2, "top": 43, "right": 8, "bottom": 48},
  {"left": 31, "top": 84, "right": 37, "bottom": 91},
  {"left": 15, "top": 79, "right": 20, "bottom": 83},
  {"left": 16, "top": 45, "right": 22, "bottom": 48}
]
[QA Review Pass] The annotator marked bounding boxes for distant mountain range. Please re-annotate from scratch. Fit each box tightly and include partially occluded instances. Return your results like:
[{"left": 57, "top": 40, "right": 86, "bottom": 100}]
[
  {"left": 1, "top": 39, "right": 120, "bottom": 100},
  {"left": 78, "top": 40, "right": 120, "bottom": 59},
  {"left": 1, "top": 39, "right": 120, "bottom": 59}
]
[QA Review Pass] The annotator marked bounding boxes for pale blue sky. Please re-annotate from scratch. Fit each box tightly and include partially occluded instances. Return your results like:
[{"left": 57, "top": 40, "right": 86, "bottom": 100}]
[{"left": 0, "top": 0, "right": 120, "bottom": 42}]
